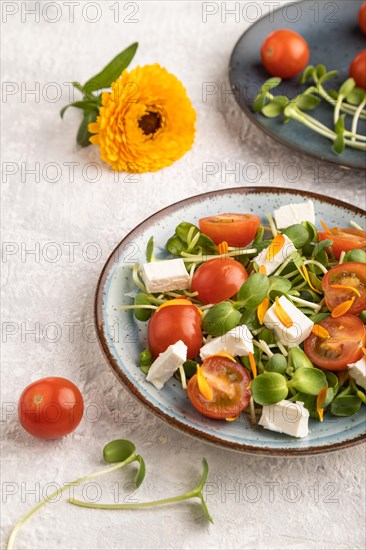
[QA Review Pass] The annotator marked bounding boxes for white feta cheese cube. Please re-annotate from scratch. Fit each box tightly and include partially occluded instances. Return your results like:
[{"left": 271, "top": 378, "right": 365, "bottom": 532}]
[
  {"left": 348, "top": 356, "right": 366, "bottom": 390},
  {"left": 146, "top": 340, "right": 187, "bottom": 390},
  {"left": 141, "top": 259, "right": 190, "bottom": 293},
  {"left": 199, "top": 325, "right": 254, "bottom": 360},
  {"left": 253, "top": 235, "right": 296, "bottom": 275},
  {"left": 259, "top": 400, "right": 309, "bottom": 438},
  {"left": 274, "top": 201, "right": 315, "bottom": 229},
  {"left": 263, "top": 295, "right": 314, "bottom": 348}
]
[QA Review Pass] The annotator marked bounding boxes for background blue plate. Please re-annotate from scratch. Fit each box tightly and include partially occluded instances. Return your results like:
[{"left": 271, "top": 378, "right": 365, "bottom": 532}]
[
  {"left": 95, "top": 188, "right": 366, "bottom": 455},
  {"left": 229, "top": 0, "right": 366, "bottom": 170}
]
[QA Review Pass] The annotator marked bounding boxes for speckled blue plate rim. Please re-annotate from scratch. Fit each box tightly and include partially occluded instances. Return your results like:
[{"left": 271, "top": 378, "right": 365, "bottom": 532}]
[
  {"left": 228, "top": 0, "right": 366, "bottom": 171},
  {"left": 95, "top": 187, "right": 366, "bottom": 456}
]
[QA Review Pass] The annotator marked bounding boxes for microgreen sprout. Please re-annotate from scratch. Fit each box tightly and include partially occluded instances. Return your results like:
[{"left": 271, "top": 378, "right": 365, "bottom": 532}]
[
  {"left": 254, "top": 65, "right": 366, "bottom": 155},
  {"left": 7, "top": 441, "right": 212, "bottom": 549}
]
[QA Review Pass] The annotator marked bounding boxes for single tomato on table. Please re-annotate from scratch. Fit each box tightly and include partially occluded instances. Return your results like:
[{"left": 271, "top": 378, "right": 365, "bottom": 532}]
[
  {"left": 18, "top": 377, "right": 84, "bottom": 439},
  {"left": 318, "top": 227, "right": 366, "bottom": 259},
  {"left": 199, "top": 213, "right": 260, "bottom": 247},
  {"left": 304, "top": 314, "right": 366, "bottom": 371},
  {"left": 322, "top": 262, "right": 366, "bottom": 315},
  {"left": 187, "top": 355, "right": 251, "bottom": 419},
  {"left": 148, "top": 301, "right": 202, "bottom": 359},
  {"left": 349, "top": 50, "right": 366, "bottom": 90},
  {"left": 260, "top": 29, "right": 310, "bottom": 79},
  {"left": 191, "top": 257, "right": 248, "bottom": 304}
]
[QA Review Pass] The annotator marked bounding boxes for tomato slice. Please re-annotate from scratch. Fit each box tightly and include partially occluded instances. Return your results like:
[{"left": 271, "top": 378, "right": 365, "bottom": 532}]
[
  {"left": 187, "top": 356, "right": 251, "bottom": 419},
  {"left": 148, "top": 304, "right": 202, "bottom": 359},
  {"left": 318, "top": 228, "right": 366, "bottom": 259},
  {"left": 191, "top": 257, "right": 248, "bottom": 304},
  {"left": 304, "top": 314, "right": 365, "bottom": 371},
  {"left": 199, "top": 213, "right": 260, "bottom": 247},
  {"left": 322, "top": 262, "right": 366, "bottom": 315}
]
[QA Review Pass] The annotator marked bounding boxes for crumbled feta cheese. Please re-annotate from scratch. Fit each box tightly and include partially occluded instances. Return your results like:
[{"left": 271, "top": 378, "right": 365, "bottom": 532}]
[
  {"left": 146, "top": 340, "right": 187, "bottom": 390},
  {"left": 259, "top": 400, "right": 309, "bottom": 438},
  {"left": 274, "top": 201, "right": 315, "bottom": 229},
  {"left": 348, "top": 357, "right": 366, "bottom": 390},
  {"left": 141, "top": 259, "right": 190, "bottom": 293},
  {"left": 199, "top": 325, "right": 254, "bottom": 360},
  {"left": 253, "top": 235, "right": 296, "bottom": 275},
  {"left": 263, "top": 295, "right": 314, "bottom": 348}
]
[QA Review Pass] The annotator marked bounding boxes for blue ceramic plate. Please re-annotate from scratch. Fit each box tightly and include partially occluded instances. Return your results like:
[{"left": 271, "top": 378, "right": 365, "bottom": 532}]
[
  {"left": 229, "top": 0, "right": 366, "bottom": 170},
  {"left": 95, "top": 188, "right": 366, "bottom": 455}
]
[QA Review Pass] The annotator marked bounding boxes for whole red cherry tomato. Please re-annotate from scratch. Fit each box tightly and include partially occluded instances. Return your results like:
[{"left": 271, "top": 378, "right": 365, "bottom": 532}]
[
  {"left": 261, "top": 29, "right": 310, "bottom": 79},
  {"left": 18, "top": 377, "right": 84, "bottom": 439},
  {"left": 349, "top": 50, "right": 366, "bottom": 90}
]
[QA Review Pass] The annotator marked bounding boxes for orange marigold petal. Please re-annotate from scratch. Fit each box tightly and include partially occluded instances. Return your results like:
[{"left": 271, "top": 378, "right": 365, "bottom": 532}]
[
  {"left": 248, "top": 351, "right": 257, "bottom": 378},
  {"left": 312, "top": 324, "right": 330, "bottom": 339},
  {"left": 158, "top": 298, "right": 192, "bottom": 310},
  {"left": 266, "top": 234, "right": 285, "bottom": 261},
  {"left": 259, "top": 265, "right": 267, "bottom": 275},
  {"left": 197, "top": 366, "right": 213, "bottom": 401},
  {"left": 301, "top": 265, "right": 322, "bottom": 294},
  {"left": 316, "top": 387, "right": 328, "bottom": 422},
  {"left": 331, "top": 297, "right": 355, "bottom": 318},
  {"left": 89, "top": 134, "right": 100, "bottom": 145},
  {"left": 257, "top": 297, "right": 269, "bottom": 325},
  {"left": 275, "top": 297, "right": 293, "bottom": 328},
  {"left": 330, "top": 284, "right": 361, "bottom": 297},
  {"left": 218, "top": 241, "right": 229, "bottom": 255},
  {"left": 320, "top": 220, "right": 332, "bottom": 234}
]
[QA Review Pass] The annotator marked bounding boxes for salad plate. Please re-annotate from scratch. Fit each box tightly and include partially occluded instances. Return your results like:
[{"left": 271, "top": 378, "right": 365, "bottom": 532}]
[
  {"left": 229, "top": 0, "right": 366, "bottom": 170},
  {"left": 95, "top": 187, "right": 366, "bottom": 456}
]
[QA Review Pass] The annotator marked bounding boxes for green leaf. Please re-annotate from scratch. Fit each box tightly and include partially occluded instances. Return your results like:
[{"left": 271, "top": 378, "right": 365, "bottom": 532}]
[
  {"left": 202, "top": 301, "right": 241, "bottom": 337},
  {"left": 166, "top": 235, "right": 185, "bottom": 256},
  {"left": 334, "top": 113, "right": 346, "bottom": 134},
  {"left": 253, "top": 93, "right": 266, "bottom": 113},
  {"left": 282, "top": 224, "right": 310, "bottom": 248},
  {"left": 60, "top": 100, "right": 99, "bottom": 119},
  {"left": 268, "top": 276, "right": 292, "bottom": 296},
  {"left": 296, "top": 94, "right": 321, "bottom": 111},
  {"left": 236, "top": 273, "right": 270, "bottom": 311},
  {"left": 76, "top": 110, "right": 97, "bottom": 147},
  {"left": 253, "top": 226, "right": 265, "bottom": 246},
  {"left": 312, "top": 239, "right": 333, "bottom": 258},
  {"left": 145, "top": 236, "right": 154, "bottom": 262},
  {"left": 288, "top": 367, "right": 327, "bottom": 396},
  {"left": 261, "top": 77, "right": 282, "bottom": 92},
  {"left": 134, "top": 294, "right": 153, "bottom": 322},
  {"left": 239, "top": 310, "right": 261, "bottom": 332},
  {"left": 261, "top": 102, "right": 284, "bottom": 118},
  {"left": 251, "top": 372, "right": 288, "bottom": 405},
  {"left": 134, "top": 456, "right": 146, "bottom": 488},
  {"left": 324, "top": 371, "right": 339, "bottom": 394},
  {"left": 309, "top": 311, "right": 329, "bottom": 323},
  {"left": 174, "top": 360, "right": 198, "bottom": 382},
  {"left": 196, "top": 233, "right": 217, "bottom": 255},
  {"left": 333, "top": 131, "right": 345, "bottom": 155},
  {"left": 339, "top": 78, "right": 355, "bottom": 98},
  {"left": 360, "top": 310, "right": 366, "bottom": 323},
  {"left": 343, "top": 248, "right": 366, "bottom": 263},
  {"left": 289, "top": 347, "right": 314, "bottom": 370},
  {"left": 265, "top": 354, "right": 288, "bottom": 375},
  {"left": 346, "top": 87, "right": 366, "bottom": 106},
  {"left": 300, "top": 65, "right": 315, "bottom": 84},
  {"left": 330, "top": 395, "right": 362, "bottom": 416},
  {"left": 176, "top": 222, "right": 198, "bottom": 243},
  {"left": 302, "top": 221, "right": 317, "bottom": 244},
  {"left": 319, "top": 70, "right": 338, "bottom": 84},
  {"left": 84, "top": 42, "right": 138, "bottom": 93},
  {"left": 103, "top": 439, "right": 136, "bottom": 463},
  {"left": 315, "top": 64, "right": 327, "bottom": 79},
  {"left": 259, "top": 327, "right": 276, "bottom": 345}
]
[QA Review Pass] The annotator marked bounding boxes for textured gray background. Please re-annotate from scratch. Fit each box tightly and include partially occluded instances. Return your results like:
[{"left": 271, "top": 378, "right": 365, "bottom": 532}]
[{"left": 1, "top": 1, "right": 365, "bottom": 549}]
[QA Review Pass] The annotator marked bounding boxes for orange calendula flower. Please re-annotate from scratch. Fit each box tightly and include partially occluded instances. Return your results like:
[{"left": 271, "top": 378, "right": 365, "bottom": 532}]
[{"left": 88, "top": 64, "right": 196, "bottom": 172}]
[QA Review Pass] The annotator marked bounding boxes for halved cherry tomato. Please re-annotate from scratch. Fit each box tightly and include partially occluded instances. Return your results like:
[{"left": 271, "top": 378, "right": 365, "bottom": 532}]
[
  {"left": 187, "top": 356, "right": 251, "bottom": 419},
  {"left": 148, "top": 304, "right": 202, "bottom": 359},
  {"left": 191, "top": 257, "right": 248, "bottom": 304},
  {"left": 349, "top": 50, "right": 366, "bottom": 90},
  {"left": 199, "top": 213, "right": 260, "bottom": 247},
  {"left": 318, "top": 227, "right": 366, "bottom": 259},
  {"left": 18, "top": 377, "right": 84, "bottom": 439},
  {"left": 304, "top": 314, "right": 365, "bottom": 371},
  {"left": 359, "top": 2, "right": 366, "bottom": 34},
  {"left": 322, "top": 262, "right": 366, "bottom": 315},
  {"left": 260, "top": 29, "right": 310, "bottom": 79}
]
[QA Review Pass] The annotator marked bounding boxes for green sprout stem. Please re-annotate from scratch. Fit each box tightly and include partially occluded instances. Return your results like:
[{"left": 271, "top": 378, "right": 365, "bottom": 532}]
[
  {"left": 7, "top": 456, "right": 136, "bottom": 550},
  {"left": 334, "top": 94, "right": 344, "bottom": 125},
  {"left": 310, "top": 81, "right": 366, "bottom": 120},
  {"left": 351, "top": 97, "right": 366, "bottom": 142}
]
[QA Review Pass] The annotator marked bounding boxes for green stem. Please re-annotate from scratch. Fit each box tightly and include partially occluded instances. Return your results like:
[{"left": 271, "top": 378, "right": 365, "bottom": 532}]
[
  {"left": 351, "top": 97, "right": 366, "bottom": 142},
  {"left": 334, "top": 94, "right": 344, "bottom": 125},
  {"left": 69, "top": 490, "right": 200, "bottom": 510},
  {"left": 312, "top": 81, "right": 366, "bottom": 119},
  {"left": 7, "top": 456, "right": 136, "bottom": 550}
]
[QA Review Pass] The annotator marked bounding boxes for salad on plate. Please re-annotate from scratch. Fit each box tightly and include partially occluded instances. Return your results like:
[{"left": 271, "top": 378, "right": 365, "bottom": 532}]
[{"left": 121, "top": 200, "right": 366, "bottom": 439}]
